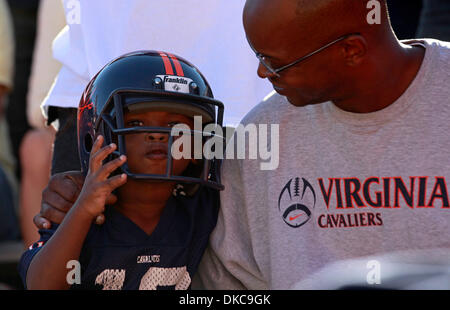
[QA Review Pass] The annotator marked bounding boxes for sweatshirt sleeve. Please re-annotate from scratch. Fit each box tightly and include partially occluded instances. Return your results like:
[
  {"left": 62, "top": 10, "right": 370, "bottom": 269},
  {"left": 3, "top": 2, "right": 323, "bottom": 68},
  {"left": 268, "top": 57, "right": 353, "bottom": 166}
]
[{"left": 194, "top": 144, "right": 267, "bottom": 290}]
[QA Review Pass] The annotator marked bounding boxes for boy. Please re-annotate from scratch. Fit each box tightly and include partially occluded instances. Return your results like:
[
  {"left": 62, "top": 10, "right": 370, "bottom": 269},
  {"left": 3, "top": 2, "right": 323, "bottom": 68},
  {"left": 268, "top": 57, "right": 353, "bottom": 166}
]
[{"left": 18, "top": 51, "right": 224, "bottom": 290}]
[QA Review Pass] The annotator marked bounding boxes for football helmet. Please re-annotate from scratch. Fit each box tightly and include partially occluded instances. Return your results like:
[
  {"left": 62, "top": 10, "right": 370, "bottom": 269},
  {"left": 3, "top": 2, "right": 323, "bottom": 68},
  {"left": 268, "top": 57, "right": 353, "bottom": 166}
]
[{"left": 77, "top": 51, "right": 225, "bottom": 191}]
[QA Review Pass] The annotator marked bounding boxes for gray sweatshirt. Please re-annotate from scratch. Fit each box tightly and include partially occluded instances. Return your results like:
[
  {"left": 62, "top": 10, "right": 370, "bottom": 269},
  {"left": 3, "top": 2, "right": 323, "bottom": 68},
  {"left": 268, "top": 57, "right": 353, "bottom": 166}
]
[{"left": 195, "top": 39, "right": 450, "bottom": 290}]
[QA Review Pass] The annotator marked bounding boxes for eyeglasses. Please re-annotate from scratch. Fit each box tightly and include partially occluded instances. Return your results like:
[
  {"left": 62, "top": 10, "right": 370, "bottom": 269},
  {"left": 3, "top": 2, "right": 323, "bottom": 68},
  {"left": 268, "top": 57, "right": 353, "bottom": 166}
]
[{"left": 250, "top": 33, "right": 359, "bottom": 77}]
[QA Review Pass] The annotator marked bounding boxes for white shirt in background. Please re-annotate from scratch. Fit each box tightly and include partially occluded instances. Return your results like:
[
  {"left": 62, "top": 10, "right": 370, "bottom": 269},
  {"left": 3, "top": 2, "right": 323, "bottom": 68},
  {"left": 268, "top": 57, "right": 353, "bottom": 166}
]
[{"left": 42, "top": 0, "right": 272, "bottom": 126}]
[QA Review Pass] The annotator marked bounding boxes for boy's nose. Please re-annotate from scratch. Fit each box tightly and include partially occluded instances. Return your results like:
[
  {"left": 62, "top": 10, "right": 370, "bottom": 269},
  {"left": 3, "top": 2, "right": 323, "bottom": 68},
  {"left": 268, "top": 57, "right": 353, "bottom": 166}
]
[{"left": 146, "top": 132, "right": 169, "bottom": 142}]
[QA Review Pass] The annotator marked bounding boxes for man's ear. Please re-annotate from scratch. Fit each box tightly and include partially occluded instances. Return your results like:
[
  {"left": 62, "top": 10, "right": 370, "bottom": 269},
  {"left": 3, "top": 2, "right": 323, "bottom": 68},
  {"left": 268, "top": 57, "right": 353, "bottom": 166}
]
[{"left": 341, "top": 35, "right": 368, "bottom": 66}]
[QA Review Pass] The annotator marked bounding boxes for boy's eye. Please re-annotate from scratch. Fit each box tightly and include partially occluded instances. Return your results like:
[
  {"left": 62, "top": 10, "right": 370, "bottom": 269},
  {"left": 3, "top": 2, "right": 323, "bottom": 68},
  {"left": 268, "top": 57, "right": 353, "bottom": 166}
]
[
  {"left": 168, "top": 121, "right": 183, "bottom": 127},
  {"left": 126, "top": 120, "right": 144, "bottom": 127},
  {"left": 125, "top": 120, "right": 187, "bottom": 128}
]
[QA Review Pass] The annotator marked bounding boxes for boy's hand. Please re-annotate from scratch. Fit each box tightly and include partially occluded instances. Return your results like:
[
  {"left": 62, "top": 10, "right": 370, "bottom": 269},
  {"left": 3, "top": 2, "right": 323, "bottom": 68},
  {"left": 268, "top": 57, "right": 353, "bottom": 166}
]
[
  {"left": 74, "top": 136, "right": 127, "bottom": 219},
  {"left": 34, "top": 136, "right": 126, "bottom": 229}
]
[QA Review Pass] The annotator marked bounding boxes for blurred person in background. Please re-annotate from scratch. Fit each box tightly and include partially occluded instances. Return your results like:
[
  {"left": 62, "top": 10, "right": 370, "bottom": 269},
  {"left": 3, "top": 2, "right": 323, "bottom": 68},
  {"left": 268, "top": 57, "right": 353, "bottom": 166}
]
[
  {"left": 0, "top": 0, "right": 20, "bottom": 243},
  {"left": 5, "top": 0, "right": 39, "bottom": 183},
  {"left": 0, "top": 0, "right": 22, "bottom": 291},
  {"left": 417, "top": 0, "right": 450, "bottom": 41},
  {"left": 19, "top": 0, "right": 65, "bottom": 247},
  {"left": 0, "top": 0, "right": 17, "bottom": 198}
]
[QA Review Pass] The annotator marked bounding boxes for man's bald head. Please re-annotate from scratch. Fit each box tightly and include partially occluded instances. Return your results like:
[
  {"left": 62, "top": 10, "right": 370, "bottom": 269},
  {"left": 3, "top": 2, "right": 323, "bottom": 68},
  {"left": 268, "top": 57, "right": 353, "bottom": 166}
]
[{"left": 244, "top": 0, "right": 390, "bottom": 54}]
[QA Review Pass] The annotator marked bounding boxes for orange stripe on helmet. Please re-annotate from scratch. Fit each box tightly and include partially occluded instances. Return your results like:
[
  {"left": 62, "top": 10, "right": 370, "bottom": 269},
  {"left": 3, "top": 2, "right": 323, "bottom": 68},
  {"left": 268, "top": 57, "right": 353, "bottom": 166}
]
[
  {"left": 167, "top": 53, "right": 184, "bottom": 77},
  {"left": 159, "top": 52, "right": 174, "bottom": 75}
]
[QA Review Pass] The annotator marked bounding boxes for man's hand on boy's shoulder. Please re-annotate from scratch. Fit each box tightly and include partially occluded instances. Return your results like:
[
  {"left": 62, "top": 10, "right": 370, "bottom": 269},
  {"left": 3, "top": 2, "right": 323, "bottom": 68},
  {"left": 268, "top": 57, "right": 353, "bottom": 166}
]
[
  {"left": 34, "top": 168, "right": 119, "bottom": 229},
  {"left": 34, "top": 171, "right": 86, "bottom": 229},
  {"left": 33, "top": 171, "right": 84, "bottom": 229}
]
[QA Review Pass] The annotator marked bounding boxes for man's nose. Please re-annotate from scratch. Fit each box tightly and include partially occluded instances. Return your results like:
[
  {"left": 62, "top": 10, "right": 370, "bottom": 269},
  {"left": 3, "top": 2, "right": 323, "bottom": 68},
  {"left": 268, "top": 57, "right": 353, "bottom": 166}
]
[{"left": 257, "top": 62, "right": 277, "bottom": 79}]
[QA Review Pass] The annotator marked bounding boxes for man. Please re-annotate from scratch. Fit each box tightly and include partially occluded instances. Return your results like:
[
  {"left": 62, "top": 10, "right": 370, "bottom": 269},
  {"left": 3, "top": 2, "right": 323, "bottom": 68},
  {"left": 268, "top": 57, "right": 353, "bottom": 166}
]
[
  {"left": 195, "top": 0, "right": 450, "bottom": 289},
  {"left": 35, "top": 0, "right": 450, "bottom": 289}
]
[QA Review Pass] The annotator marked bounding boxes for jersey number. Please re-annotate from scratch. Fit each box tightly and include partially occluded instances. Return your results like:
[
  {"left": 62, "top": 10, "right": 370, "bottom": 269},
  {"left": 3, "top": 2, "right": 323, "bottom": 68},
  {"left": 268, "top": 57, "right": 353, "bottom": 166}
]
[{"left": 95, "top": 267, "right": 191, "bottom": 290}]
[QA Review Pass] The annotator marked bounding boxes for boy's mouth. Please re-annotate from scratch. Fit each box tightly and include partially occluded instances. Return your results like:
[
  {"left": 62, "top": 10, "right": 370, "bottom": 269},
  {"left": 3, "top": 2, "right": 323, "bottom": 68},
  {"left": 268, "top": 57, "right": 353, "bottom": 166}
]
[{"left": 145, "top": 144, "right": 168, "bottom": 160}]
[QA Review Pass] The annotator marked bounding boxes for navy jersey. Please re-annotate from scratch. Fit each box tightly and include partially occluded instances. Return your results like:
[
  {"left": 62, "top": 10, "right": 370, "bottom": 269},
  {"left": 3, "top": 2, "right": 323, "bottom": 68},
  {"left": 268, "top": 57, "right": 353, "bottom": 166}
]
[{"left": 18, "top": 187, "right": 219, "bottom": 290}]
